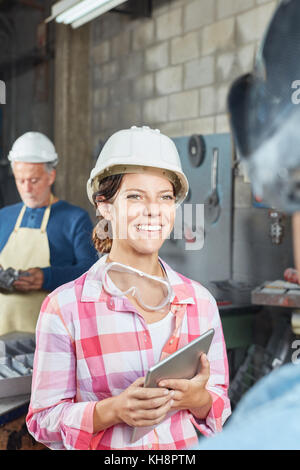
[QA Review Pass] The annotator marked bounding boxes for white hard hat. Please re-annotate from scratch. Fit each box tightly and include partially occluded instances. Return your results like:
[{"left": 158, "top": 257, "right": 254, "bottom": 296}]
[
  {"left": 87, "top": 126, "right": 189, "bottom": 206},
  {"left": 8, "top": 132, "right": 58, "bottom": 166}
]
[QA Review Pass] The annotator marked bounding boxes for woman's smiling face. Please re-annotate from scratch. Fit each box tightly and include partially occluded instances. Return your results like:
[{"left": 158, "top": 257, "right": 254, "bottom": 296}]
[{"left": 98, "top": 172, "right": 176, "bottom": 255}]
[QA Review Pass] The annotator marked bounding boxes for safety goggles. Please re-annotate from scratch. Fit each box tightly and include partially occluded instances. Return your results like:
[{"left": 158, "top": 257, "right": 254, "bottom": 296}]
[{"left": 101, "top": 261, "right": 173, "bottom": 311}]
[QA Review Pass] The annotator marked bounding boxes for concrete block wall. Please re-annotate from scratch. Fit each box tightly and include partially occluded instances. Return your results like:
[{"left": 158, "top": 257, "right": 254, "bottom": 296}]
[{"left": 90, "top": 0, "right": 279, "bottom": 147}]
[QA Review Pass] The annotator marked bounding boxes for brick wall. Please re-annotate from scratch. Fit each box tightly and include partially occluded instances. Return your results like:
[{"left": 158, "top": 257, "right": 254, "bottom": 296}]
[{"left": 90, "top": 0, "right": 279, "bottom": 147}]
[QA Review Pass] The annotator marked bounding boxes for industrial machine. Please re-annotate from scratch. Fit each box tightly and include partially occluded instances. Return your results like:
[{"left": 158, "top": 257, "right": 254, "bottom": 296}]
[
  {"left": 159, "top": 133, "right": 294, "bottom": 301},
  {"left": 157, "top": 133, "right": 296, "bottom": 406}
]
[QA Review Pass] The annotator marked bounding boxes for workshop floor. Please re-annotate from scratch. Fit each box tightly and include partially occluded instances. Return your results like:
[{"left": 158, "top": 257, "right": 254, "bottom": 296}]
[{"left": 0, "top": 415, "right": 47, "bottom": 450}]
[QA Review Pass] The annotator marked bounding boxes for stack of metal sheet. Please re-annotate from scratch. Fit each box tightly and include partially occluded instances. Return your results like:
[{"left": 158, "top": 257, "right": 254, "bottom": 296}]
[{"left": 0, "top": 332, "right": 35, "bottom": 399}]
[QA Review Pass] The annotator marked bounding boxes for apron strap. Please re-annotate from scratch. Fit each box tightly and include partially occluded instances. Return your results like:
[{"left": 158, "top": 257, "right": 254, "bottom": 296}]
[
  {"left": 14, "top": 205, "right": 27, "bottom": 232},
  {"left": 40, "top": 194, "right": 54, "bottom": 233},
  {"left": 14, "top": 194, "right": 54, "bottom": 234},
  {"left": 40, "top": 205, "right": 51, "bottom": 233}
]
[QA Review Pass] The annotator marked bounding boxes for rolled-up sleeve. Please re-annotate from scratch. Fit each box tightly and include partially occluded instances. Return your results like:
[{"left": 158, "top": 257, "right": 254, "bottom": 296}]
[
  {"left": 190, "top": 295, "right": 231, "bottom": 436},
  {"left": 26, "top": 295, "right": 98, "bottom": 450}
]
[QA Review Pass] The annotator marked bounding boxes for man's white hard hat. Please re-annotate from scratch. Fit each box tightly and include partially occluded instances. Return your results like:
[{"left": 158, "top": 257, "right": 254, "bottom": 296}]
[
  {"left": 87, "top": 126, "right": 189, "bottom": 206},
  {"left": 8, "top": 132, "right": 58, "bottom": 166}
]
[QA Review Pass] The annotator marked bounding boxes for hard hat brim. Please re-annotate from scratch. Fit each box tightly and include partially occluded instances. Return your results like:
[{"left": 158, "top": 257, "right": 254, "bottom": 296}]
[
  {"left": 8, "top": 153, "right": 58, "bottom": 166},
  {"left": 87, "top": 163, "right": 189, "bottom": 207}
]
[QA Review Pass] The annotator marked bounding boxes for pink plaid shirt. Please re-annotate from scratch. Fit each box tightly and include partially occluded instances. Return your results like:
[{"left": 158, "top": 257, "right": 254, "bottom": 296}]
[{"left": 26, "top": 254, "right": 231, "bottom": 450}]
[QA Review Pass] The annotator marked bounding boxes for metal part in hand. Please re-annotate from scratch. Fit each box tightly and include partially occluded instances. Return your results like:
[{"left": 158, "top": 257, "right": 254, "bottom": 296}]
[{"left": 0, "top": 266, "right": 24, "bottom": 292}]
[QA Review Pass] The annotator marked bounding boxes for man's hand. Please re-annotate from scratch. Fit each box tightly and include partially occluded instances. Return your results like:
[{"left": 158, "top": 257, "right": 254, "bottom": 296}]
[
  {"left": 158, "top": 353, "right": 212, "bottom": 419},
  {"left": 13, "top": 268, "right": 44, "bottom": 292}
]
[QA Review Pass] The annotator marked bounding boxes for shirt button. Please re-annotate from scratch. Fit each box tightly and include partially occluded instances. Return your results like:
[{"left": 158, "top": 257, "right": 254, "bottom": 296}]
[
  {"left": 147, "top": 443, "right": 152, "bottom": 449},
  {"left": 169, "top": 339, "right": 174, "bottom": 345}
]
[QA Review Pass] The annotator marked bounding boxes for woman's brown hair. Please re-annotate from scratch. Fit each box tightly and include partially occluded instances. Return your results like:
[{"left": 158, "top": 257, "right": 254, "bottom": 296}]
[{"left": 92, "top": 174, "right": 124, "bottom": 253}]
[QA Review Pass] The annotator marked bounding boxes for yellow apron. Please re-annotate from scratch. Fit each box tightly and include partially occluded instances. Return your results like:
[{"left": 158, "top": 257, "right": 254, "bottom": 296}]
[{"left": 0, "top": 198, "right": 52, "bottom": 334}]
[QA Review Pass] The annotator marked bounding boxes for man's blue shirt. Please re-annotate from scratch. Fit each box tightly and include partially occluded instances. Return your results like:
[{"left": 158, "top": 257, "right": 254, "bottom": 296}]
[{"left": 0, "top": 200, "right": 98, "bottom": 291}]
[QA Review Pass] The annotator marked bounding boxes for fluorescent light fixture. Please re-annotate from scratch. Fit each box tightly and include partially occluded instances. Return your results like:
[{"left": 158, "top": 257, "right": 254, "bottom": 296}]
[{"left": 47, "top": 0, "right": 127, "bottom": 28}]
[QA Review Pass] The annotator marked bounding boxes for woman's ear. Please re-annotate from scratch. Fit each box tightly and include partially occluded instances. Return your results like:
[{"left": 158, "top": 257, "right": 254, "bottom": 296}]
[{"left": 97, "top": 201, "right": 113, "bottom": 221}]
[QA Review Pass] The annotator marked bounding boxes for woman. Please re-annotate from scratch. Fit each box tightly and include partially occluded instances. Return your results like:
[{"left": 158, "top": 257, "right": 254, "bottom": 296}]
[{"left": 26, "top": 126, "right": 231, "bottom": 450}]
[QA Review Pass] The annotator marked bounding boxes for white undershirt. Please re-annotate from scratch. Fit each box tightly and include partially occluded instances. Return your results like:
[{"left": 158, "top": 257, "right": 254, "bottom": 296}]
[
  {"left": 105, "top": 267, "right": 175, "bottom": 363},
  {"left": 148, "top": 312, "right": 175, "bottom": 364}
]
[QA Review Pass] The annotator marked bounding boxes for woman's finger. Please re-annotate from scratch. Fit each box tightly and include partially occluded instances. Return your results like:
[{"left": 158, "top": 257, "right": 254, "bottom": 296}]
[
  {"left": 158, "top": 378, "right": 189, "bottom": 392},
  {"left": 133, "top": 398, "right": 173, "bottom": 424},
  {"left": 131, "top": 377, "right": 145, "bottom": 387},
  {"left": 135, "top": 392, "right": 174, "bottom": 410},
  {"left": 200, "top": 353, "right": 210, "bottom": 375},
  {"left": 131, "top": 385, "right": 171, "bottom": 400}
]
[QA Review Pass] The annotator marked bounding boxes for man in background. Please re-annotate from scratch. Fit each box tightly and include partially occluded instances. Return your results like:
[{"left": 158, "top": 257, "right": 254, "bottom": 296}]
[{"left": 0, "top": 131, "right": 97, "bottom": 335}]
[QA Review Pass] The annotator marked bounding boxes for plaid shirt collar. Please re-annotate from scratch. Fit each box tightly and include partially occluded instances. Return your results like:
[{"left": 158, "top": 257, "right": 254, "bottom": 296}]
[{"left": 80, "top": 253, "right": 195, "bottom": 310}]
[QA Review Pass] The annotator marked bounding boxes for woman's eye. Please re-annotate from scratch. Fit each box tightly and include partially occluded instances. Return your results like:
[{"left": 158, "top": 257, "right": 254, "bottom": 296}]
[
  {"left": 126, "top": 194, "right": 175, "bottom": 201},
  {"left": 127, "top": 194, "right": 141, "bottom": 200}
]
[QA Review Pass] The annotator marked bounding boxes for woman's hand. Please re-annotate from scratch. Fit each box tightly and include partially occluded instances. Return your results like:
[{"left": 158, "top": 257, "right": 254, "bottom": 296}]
[
  {"left": 158, "top": 353, "right": 212, "bottom": 419},
  {"left": 114, "top": 377, "right": 174, "bottom": 428},
  {"left": 93, "top": 357, "right": 211, "bottom": 434}
]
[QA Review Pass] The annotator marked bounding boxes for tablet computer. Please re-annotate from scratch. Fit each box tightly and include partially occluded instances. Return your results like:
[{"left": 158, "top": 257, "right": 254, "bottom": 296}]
[{"left": 131, "top": 328, "right": 215, "bottom": 443}]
